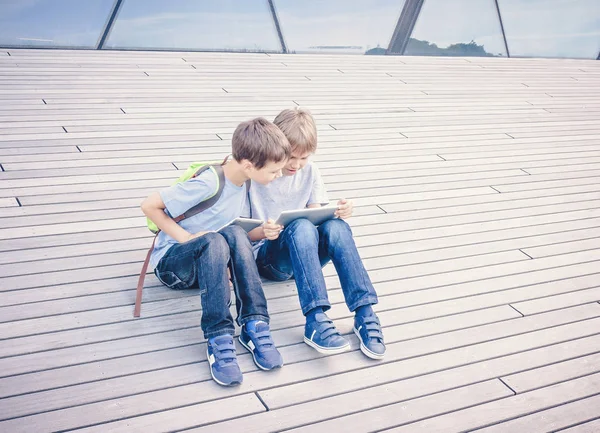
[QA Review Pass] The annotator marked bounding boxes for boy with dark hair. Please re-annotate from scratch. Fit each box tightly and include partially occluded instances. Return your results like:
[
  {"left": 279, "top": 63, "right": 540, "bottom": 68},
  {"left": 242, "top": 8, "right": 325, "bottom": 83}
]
[{"left": 142, "top": 117, "right": 291, "bottom": 386}]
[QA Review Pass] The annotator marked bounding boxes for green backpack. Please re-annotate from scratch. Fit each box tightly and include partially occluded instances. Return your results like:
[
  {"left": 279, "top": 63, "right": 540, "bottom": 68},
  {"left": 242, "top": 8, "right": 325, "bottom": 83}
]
[
  {"left": 146, "top": 161, "right": 226, "bottom": 234},
  {"left": 136, "top": 159, "right": 228, "bottom": 317}
]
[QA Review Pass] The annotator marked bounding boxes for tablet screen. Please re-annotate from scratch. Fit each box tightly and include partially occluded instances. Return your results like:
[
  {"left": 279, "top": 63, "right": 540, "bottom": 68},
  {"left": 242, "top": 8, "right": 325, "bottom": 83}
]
[{"left": 275, "top": 206, "right": 338, "bottom": 227}]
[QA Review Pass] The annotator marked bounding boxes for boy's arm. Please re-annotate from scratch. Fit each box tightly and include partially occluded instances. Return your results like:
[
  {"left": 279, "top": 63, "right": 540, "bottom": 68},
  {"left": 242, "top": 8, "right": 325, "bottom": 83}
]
[{"left": 141, "top": 192, "right": 207, "bottom": 243}]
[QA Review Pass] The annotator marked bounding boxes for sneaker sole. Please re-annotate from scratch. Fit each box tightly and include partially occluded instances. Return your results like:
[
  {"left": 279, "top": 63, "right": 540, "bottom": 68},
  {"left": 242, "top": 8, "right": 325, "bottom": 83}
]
[
  {"left": 303, "top": 336, "right": 350, "bottom": 355},
  {"left": 238, "top": 336, "right": 283, "bottom": 371},
  {"left": 206, "top": 348, "right": 243, "bottom": 386},
  {"left": 353, "top": 328, "right": 385, "bottom": 360}
]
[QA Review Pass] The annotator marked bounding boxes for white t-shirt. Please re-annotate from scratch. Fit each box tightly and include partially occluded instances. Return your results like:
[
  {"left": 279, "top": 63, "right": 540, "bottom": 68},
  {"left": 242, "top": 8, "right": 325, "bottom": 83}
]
[{"left": 246, "top": 162, "right": 329, "bottom": 251}]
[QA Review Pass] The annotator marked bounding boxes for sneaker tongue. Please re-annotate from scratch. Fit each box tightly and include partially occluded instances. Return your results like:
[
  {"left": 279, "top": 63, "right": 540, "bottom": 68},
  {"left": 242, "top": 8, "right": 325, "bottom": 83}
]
[
  {"left": 254, "top": 321, "right": 269, "bottom": 333},
  {"left": 314, "top": 312, "right": 329, "bottom": 323},
  {"left": 212, "top": 335, "right": 232, "bottom": 345}
]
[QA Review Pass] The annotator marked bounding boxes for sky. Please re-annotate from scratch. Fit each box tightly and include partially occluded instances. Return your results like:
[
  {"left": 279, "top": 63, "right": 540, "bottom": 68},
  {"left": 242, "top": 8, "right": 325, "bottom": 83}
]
[{"left": 0, "top": 0, "right": 598, "bottom": 58}]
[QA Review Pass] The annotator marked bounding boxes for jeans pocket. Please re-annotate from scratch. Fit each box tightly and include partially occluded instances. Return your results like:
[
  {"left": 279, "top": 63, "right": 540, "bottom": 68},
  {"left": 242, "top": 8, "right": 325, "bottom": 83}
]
[{"left": 155, "top": 270, "right": 189, "bottom": 290}]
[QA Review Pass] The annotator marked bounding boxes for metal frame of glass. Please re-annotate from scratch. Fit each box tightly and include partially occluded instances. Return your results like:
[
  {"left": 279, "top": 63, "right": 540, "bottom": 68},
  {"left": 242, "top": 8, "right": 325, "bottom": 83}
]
[
  {"left": 96, "top": 0, "right": 124, "bottom": 49},
  {"left": 268, "top": 0, "right": 288, "bottom": 53},
  {"left": 493, "top": 0, "right": 510, "bottom": 57},
  {"left": 387, "top": 0, "right": 425, "bottom": 54},
  {"left": 0, "top": 0, "right": 597, "bottom": 59}
]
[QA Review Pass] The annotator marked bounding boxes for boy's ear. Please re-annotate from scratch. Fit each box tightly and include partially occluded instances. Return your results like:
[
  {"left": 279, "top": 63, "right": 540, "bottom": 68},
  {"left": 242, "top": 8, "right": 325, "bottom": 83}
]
[{"left": 240, "top": 159, "right": 254, "bottom": 171}]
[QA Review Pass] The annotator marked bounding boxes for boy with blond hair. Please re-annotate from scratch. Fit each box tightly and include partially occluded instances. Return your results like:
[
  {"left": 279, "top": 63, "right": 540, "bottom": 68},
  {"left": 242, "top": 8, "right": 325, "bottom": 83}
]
[
  {"left": 142, "top": 118, "right": 291, "bottom": 386},
  {"left": 247, "top": 108, "right": 385, "bottom": 359}
]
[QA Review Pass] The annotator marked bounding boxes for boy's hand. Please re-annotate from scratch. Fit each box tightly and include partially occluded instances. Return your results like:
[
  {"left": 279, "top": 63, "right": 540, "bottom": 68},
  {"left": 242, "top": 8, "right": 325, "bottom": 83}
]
[
  {"left": 335, "top": 199, "right": 353, "bottom": 219},
  {"left": 263, "top": 219, "right": 283, "bottom": 240}
]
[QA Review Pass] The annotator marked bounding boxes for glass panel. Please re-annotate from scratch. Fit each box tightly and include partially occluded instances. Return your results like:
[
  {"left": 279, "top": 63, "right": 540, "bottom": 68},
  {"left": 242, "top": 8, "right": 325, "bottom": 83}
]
[
  {"left": 105, "top": 0, "right": 281, "bottom": 52},
  {"left": 0, "top": 0, "right": 114, "bottom": 48},
  {"left": 405, "top": 0, "right": 507, "bottom": 57},
  {"left": 499, "top": 0, "right": 600, "bottom": 59},
  {"left": 273, "top": 0, "right": 405, "bottom": 55}
]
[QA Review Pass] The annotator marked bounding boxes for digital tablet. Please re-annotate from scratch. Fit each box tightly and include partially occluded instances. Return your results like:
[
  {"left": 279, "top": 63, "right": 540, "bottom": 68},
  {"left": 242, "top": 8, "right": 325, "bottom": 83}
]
[
  {"left": 216, "top": 217, "right": 263, "bottom": 233},
  {"left": 275, "top": 206, "right": 338, "bottom": 227}
]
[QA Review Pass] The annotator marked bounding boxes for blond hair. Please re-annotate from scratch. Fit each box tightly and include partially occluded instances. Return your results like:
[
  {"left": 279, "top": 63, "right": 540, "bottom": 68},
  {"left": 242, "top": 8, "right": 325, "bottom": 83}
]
[
  {"left": 273, "top": 107, "right": 317, "bottom": 154},
  {"left": 232, "top": 117, "right": 291, "bottom": 168}
]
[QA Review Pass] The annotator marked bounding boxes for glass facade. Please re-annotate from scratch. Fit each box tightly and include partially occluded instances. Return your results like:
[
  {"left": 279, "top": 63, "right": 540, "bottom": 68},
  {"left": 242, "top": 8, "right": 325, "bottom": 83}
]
[
  {"left": 0, "top": 0, "right": 598, "bottom": 59},
  {"left": 274, "top": 0, "right": 404, "bottom": 54},
  {"left": 0, "top": 0, "right": 115, "bottom": 49},
  {"left": 499, "top": 0, "right": 600, "bottom": 59},
  {"left": 405, "top": 0, "right": 507, "bottom": 57},
  {"left": 105, "top": 0, "right": 281, "bottom": 52}
]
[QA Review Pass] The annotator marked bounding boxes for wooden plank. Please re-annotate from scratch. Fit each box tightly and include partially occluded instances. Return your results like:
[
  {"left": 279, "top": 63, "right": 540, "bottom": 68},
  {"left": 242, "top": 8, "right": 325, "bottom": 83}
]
[
  {"left": 273, "top": 382, "right": 512, "bottom": 433},
  {"left": 559, "top": 419, "right": 600, "bottom": 433},
  {"left": 2, "top": 223, "right": 598, "bottom": 316},
  {"left": 0, "top": 162, "right": 176, "bottom": 179},
  {"left": 474, "top": 394, "right": 600, "bottom": 433},
  {"left": 382, "top": 373, "right": 600, "bottom": 433},
  {"left": 0, "top": 306, "right": 517, "bottom": 418},
  {"left": 4, "top": 258, "right": 600, "bottom": 365},
  {"left": 7, "top": 192, "right": 600, "bottom": 270},
  {"left": 260, "top": 332, "right": 600, "bottom": 414},
  {"left": 11, "top": 308, "right": 596, "bottom": 432},
  {"left": 354, "top": 208, "right": 600, "bottom": 249},
  {"left": 3, "top": 217, "right": 597, "bottom": 308},
  {"left": 106, "top": 381, "right": 513, "bottom": 433},
  {"left": 0, "top": 393, "right": 265, "bottom": 433},
  {"left": 0, "top": 306, "right": 516, "bottom": 399},
  {"left": 512, "top": 288, "right": 600, "bottom": 316},
  {"left": 502, "top": 352, "right": 600, "bottom": 394},
  {"left": 0, "top": 197, "right": 19, "bottom": 208},
  {"left": 0, "top": 249, "right": 526, "bottom": 344},
  {"left": 2, "top": 308, "right": 598, "bottom": 431}
]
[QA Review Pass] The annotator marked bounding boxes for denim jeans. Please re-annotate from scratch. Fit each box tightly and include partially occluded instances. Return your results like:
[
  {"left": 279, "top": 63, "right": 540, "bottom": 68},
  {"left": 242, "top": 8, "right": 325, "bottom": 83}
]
[
  {"left": 256, "top": 218, "right": 378, "bottom": 316},
  {"left": 155, "top": 225, "right": 269, "bottom": 339}
]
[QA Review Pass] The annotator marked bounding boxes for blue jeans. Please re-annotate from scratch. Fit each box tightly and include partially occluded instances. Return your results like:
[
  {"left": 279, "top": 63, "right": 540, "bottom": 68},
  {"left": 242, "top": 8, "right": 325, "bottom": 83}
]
[
  {"left": 155, "top": 225, "right": 269, "bottom": 339},
  {"left": 256, "top": 218, "right": 378, "bottom": 316}
]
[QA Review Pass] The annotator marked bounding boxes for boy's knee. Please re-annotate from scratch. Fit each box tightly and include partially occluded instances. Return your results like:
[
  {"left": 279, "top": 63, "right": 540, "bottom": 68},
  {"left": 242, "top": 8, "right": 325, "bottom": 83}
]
[
  {"left": 220, "top": 225, "right": 250, "bottom": 246},
  {"left": 320, "top": 218, "right": 352, "bottom": 243},
  {"left": 285, "top": 218, "right": 318, "bottom": 242},
  {"left": 202, "top": 232, "right": 230, "bottom": 260}
]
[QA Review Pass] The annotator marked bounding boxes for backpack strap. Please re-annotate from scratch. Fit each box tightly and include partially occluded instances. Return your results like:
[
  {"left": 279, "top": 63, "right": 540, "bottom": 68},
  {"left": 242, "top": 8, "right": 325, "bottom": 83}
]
[
  {"left": 134, "top": 235, "right": 156, "bottom": 317},
  {"left": 245, "top": 178, "right": 252, "bottom": 217},
  {"left": 174, "top": 164, "right": 226, "bottom": 222},
  {"left": 134, "top": 163, "right": 227, "bottom": 318}
]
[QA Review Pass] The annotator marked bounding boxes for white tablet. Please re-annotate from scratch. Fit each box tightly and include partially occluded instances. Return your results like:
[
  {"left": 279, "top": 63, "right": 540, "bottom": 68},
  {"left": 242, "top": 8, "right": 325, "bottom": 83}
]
[
  {"left": 275, "top": 206, "right": 338, "bottom": 227},
  {"left": 217, "top": 217, "right": 263, "bottom": 233}
]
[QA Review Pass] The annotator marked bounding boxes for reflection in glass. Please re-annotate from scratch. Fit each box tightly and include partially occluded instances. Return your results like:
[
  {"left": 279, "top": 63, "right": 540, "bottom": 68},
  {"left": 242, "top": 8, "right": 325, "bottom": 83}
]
[
  {"left": 0, "top": 0, "right": 114, "bottom": 48},
  {"left": 273, "top": 0, "right": 405, "bottom": 55},
  {"left": 499, "top": 0, "right": 600, "bottom": 59},
  {"left": 405, "top": 0, "right": 507, "bottom": 57},
  {"left": 105, "top": 0, "right": 281, "bottom": 52}
]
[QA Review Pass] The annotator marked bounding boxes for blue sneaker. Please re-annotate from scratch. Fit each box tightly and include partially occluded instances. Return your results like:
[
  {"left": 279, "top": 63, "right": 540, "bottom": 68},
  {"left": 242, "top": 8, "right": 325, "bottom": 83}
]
[
  {"left": 239, "top": 321, "right": 283, "bottom": 370},
  {"left": 354, "top": 313, "right": 385, "bottom": 360},
  {"left": 304, "top": 312, "right": 350, "bottom": 354},
  {"left": 206, "top": 335, "right": 243, "bottom": 386}
]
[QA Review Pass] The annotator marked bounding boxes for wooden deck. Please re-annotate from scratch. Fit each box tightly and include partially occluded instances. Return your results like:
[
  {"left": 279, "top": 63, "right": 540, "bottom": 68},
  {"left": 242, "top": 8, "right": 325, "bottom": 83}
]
[{"left": 0, "top": 48, "right": 599, "bottom": 432}]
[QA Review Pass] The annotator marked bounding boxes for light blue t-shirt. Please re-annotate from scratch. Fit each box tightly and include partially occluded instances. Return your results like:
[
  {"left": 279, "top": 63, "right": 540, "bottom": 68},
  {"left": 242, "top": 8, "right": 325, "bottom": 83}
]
[
  {"left": 150, "top": 168, "right": 247, "bottom": 269},
  {"left": 246, "top": 162, "right": 329, "bottom": 252}
]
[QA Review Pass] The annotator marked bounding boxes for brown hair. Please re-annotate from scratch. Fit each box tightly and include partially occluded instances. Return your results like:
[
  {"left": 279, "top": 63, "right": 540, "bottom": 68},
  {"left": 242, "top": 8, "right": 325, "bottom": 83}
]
[
  {"left": 273, "top": 107, "right": 317, "bottom": 154},
  {"left": 232, "top": 117, "right": 291, "bottom": 168}
]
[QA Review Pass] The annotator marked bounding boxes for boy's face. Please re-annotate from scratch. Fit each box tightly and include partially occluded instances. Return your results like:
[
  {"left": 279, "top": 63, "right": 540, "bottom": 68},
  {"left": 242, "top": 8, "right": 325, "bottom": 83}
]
[
  {"left": 283, "top": 150, "right": 311, "bottom": 176},
  {"left": 249, "top": 159, "right": 287, "bottom": 185}
]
